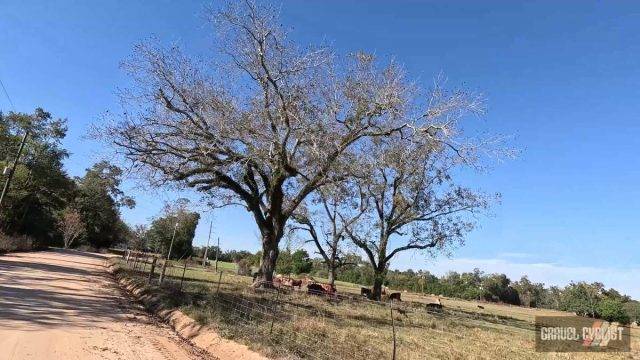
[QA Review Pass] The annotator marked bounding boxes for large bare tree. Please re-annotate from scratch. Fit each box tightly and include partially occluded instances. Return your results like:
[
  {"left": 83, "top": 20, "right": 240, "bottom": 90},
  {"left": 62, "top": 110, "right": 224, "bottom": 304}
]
[
  {"left": 100, "top": 1, "right": 481, "bottom": 284},
  {"left": 341, "top": 84, "right": 500, "bottom": 300}
]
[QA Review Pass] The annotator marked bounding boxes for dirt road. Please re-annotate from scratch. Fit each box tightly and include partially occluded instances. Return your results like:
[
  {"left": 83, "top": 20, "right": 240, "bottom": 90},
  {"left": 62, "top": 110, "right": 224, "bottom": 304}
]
[{"left": 0, "top": 249, "right": 214, "bottom": 360}]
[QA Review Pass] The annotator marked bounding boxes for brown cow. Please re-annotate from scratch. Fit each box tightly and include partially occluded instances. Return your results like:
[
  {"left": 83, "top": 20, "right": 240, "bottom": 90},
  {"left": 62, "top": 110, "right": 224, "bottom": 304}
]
[
  {"left": 389, "top": 292, "right": 402, "bottom": 302},
  {"left": 307, "top": 282, "right": 336, "bottom": 296},
  {"left": 290, "top": 278, "right": 303, "bottom": 289},
  {"left": 426, "top": 297, "right": 443, "bottom": 310}
]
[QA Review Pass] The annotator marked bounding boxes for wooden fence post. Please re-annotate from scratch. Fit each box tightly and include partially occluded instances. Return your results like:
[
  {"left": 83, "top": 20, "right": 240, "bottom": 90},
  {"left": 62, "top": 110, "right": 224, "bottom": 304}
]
[
  {"left": 180, "top": 258, "right": 189, "bottom": 291},
  {"left": 159, "top": 259, "right": 168, "bottom": 284},
  {"left": 216, "top": 271, "right": 223, "bottom": 295},
  {"left": 148, "top": 257, "right": 157, "bottom": 284},
  {"left": 269, "top": 288, "right": 281, "bottom": 335},
  {"left": 390, "top": 303, "right": 397, "bottom": 360}
]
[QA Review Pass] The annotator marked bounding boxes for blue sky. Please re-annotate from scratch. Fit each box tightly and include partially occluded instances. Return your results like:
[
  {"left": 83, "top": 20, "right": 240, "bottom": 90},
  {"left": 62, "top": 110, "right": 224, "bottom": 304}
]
[{"left": 1, "top": 1, "right": 638, "bottom": 298}]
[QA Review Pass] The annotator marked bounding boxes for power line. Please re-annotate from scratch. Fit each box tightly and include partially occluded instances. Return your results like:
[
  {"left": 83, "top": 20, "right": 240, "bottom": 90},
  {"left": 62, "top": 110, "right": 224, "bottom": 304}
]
[{"left": 0, "top": 77, "right": 15, "bottom": 111}]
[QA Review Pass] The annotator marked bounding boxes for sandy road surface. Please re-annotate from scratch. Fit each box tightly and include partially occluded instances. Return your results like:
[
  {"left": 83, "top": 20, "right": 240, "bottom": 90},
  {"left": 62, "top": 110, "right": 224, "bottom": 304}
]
[{"left": 0, "top": 249, "right": 214, "bottom": 360}]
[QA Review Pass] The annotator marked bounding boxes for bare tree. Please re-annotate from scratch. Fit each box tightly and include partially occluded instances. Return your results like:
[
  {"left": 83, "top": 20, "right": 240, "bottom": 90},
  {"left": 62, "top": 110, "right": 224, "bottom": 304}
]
[
  {"left": 291, "top": 184, "right": 366, "bottom": 285},
  {"left": 99, "top": 1, "right": 484, "bottom": 285},
  {"left": 341, "top": 83, "right": 501, "bottom": 300},
  {"left": 58, "top": 208, "right": 85, "bottom": 249}
]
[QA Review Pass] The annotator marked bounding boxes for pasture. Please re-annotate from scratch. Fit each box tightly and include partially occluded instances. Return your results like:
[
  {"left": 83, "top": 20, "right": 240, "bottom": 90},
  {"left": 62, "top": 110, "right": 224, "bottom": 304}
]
[{"left": 114, "top": 257, "right": 639, "bottom": 360}]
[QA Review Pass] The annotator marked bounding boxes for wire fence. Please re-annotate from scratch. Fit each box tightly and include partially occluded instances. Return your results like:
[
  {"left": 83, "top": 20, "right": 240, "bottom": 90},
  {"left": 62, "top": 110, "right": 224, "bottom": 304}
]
[{"left": 118, "top": 250, "right": 608, "bottom": 360}]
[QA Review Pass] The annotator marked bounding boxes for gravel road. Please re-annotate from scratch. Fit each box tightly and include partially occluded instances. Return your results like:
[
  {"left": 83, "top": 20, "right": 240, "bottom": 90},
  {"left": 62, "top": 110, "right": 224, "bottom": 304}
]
[{"left": 0, "top": 249, "right": 214, "bottom": 360}]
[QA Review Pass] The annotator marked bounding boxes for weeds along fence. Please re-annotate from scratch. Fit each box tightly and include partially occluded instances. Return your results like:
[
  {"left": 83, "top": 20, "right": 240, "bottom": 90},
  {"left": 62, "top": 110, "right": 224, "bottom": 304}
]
[{"left": 118, "top": 250, "right": 544, "bottom": 360}]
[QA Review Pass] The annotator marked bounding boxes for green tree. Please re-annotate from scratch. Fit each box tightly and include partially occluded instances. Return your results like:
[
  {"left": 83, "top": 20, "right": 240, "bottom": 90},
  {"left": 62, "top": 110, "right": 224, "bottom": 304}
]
[
  {"left": 147, "top": 201, "right": 200, "bottom": 259},
  {"left": 598, "top": 298, "right": 631, "bottom": 324},
  {"left": 0, "top": 108, "right": 74, "bottom": 245},
  {"left": 623, "top": 301, "right": 640, "bottom": 324},
  {"left": 74, "top": 161, "right": 134, "bottom": 248},
  {"left": 481, "top": 274, "right": 520, "bottom": 305},
  {"left": 540, "top": 286, "right": 563, "bottom": 310},
  {"left": 277, "top": 249, "right": 314, "bottom": 275},
  {"left": 560, "top": 282, "right": 603, "bottom": 318},
  {"left": 513, "top": 276, "right": 546, "bottom": 308}
]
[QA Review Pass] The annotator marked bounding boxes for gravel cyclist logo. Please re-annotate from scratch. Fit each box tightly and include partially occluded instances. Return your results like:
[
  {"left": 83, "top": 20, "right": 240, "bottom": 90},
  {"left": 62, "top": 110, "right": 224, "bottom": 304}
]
[{"left": 536, "top": 316, "right": 630, "bottom": 352}]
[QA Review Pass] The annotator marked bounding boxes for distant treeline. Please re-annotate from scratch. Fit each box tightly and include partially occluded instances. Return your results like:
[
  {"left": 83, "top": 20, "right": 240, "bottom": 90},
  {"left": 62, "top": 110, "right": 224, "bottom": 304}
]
[{"left": 193, "top": 246, "right": 639, "bottom": 325}]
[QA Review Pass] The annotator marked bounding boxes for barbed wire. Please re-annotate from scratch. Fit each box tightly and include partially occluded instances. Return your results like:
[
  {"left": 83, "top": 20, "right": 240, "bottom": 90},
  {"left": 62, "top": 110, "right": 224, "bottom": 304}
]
[{"left": 117, "top": 251, "right": 638, "bottom": 359}]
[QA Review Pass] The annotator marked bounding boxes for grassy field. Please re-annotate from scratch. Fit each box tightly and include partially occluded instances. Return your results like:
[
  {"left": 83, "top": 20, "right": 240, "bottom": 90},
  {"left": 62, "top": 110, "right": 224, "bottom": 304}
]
[{"left": 115, "top": 257, "right": 639, "bottom": 360}]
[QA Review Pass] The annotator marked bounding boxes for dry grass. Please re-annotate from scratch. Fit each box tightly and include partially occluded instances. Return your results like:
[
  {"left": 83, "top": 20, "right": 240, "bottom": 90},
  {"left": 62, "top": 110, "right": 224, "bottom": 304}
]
[{"left": 114, "top": 257, "right": 639, "bottom": 360}]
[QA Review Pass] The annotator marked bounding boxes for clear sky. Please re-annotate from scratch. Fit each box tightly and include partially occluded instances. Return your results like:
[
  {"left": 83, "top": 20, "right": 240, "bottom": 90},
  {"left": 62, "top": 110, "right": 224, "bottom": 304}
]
[{"left": 1, "top": 1, "right": 638, "bottom": 298}]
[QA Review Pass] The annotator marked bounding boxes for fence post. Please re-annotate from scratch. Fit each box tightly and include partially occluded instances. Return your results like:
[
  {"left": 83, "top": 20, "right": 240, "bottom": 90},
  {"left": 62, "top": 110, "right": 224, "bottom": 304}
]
[
  {"left": 390, "top": 302, "right": 397, "bottom": 360},
  {"left": 148, "top": 257, "right": 157, "bottom": 284},
  {"left": 269, "top": 287, "right": 281, "bottom": 335},
  {"left": 159, "top": 259, "right": 168, "bottom": 284},
  {"left": 180, "top": 258, "right": 189, "bottom": 291},
  {"left": 216, "top": 271, "right": 223, "bottom": 295}
]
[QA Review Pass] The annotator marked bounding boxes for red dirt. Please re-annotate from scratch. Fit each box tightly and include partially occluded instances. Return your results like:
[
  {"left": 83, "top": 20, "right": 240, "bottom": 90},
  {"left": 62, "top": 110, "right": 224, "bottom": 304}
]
[{"left": 0, "top": 249, "right": 213, "bottom": 360}]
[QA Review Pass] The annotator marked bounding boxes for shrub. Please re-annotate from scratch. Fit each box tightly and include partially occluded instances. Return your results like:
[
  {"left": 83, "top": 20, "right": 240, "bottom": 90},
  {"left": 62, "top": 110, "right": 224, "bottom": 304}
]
[
  {"left": 237, "top": 258, "right": 252, "bottom": 276},
  {"left": 598, "top": 299, "right": 631, "bottom": 325},
  {"left": 0, "top": 232, "right": 35, "bottom": 253}
]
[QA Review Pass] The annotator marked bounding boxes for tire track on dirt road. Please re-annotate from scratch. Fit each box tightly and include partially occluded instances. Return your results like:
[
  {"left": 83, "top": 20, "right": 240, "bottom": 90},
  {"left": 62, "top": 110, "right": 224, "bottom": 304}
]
[{"left": 0, "top": 249, "right": 216, "bottom": 360}]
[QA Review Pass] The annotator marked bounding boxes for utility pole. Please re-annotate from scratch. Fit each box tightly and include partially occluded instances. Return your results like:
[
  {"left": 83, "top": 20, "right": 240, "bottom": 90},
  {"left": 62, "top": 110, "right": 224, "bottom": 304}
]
[
  {"left": 215, "top": 236, "right": 220, "bottom": 272},
  {"left": 202, "top": 220, "right": 212, "bottom": 267},
  {"left": 0, "top": 130, "right": 29, "bottom": 209},
  {"left": 159, "top": 222, "right": 179, "bottom": 284}
]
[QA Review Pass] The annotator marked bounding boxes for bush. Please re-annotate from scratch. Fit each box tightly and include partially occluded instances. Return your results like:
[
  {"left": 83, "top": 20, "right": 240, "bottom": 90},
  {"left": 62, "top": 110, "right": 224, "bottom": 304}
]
[
  {"left": 0, "top": 232, "right": 35, "bottom": 253},
  {"left": 237, "top": 258, "right": 252, "bottom": 276},
  {"left": 598, "top": 299, "right": 631, "bottom": 325}
]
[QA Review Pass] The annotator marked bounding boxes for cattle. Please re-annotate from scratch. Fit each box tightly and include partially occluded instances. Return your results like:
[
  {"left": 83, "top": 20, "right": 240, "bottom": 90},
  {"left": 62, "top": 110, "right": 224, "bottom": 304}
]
[
  {"left": 307, "top": 282, "right": 336, "bottom": 297},
  {"left": 290, "top": 278, "right": 303, "bottom": 289},
  {"left": 389, "top": 292, "right": 402, "bottom": 302},
  {"left": 307, "top": 283, "right": 325, "bottom": 296},
  {"left": 272, "top": 275, "right": 304, "bottom": 290},
  {"left": 425, "top": 297, "right": 442, "bottom": 310},
  {"left": 361, "top": 287, "right": 373, "bottom": 300}
]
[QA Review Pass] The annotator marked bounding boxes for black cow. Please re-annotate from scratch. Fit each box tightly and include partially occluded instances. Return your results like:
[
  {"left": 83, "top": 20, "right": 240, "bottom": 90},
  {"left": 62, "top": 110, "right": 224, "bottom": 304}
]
[
  {"left": 361, "top": 287, "right": 373, "bottom": 300},
  {"left": 307, "top": 283, "right": 325, "bottom": 296}
]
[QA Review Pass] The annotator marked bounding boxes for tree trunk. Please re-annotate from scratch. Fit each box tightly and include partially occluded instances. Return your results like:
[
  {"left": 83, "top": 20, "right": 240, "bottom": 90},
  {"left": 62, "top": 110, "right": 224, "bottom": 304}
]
[
  {"left": 254, "top": 231, "right": 280, "bottom": 286},
  {"left": 328, "top": 266, "right": 336, "bottom": 286},
  {"left": 372, "top": 268, "right": 386, "bottom": 301}
]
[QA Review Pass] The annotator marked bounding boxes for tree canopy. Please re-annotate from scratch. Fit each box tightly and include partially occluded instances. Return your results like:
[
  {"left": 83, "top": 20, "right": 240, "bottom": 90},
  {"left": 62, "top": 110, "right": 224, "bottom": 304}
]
[
  {"left": 101, "top": 1, "right": 500, "bottom": 285},
  {"left": 74, "top": 161, "right": 134, "bottom": 248},
  {"left": 0, "top": 108, "right": 73, "bottom": 245},
  {"left": 147, "top": 201, "right": 200, "bottom": 259}
]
